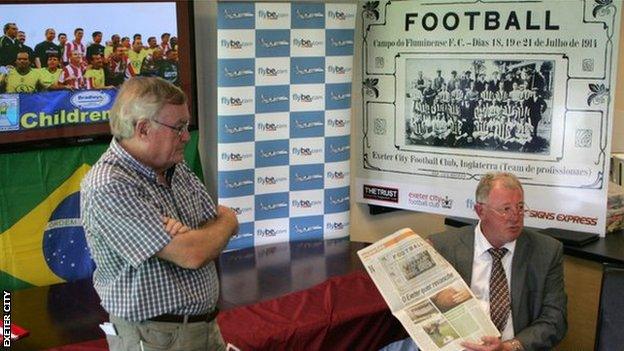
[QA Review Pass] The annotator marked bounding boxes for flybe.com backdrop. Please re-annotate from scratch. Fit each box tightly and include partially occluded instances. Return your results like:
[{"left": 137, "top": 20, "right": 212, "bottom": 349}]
[{"left": 216, "top": 2, "right": 356, "bottom": 251}]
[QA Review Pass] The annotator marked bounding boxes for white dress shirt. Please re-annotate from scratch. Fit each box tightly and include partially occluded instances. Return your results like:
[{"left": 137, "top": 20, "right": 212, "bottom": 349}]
[{"left": 471, "top": 222, "right": 517, "bottom": 341}]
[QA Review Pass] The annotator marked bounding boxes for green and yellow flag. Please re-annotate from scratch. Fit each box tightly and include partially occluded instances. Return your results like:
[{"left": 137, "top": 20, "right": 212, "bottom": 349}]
[{"left": 0, "top": 131, "right": 203, "bottom": 291}]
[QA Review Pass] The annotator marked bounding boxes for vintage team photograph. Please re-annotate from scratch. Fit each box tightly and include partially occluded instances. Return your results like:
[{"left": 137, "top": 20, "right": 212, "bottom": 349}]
[{"left": 403, "top": 58, "right": 555, "bottom": 154}]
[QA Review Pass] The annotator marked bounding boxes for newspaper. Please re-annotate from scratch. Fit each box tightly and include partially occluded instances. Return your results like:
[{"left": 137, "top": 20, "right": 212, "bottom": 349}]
[{"left": 358, "top": 228, "right": 499, "bottom": 351}]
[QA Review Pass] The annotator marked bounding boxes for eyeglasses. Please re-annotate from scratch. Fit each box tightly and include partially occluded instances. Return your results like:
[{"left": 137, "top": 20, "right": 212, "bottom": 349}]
[
  {"left": 153, "top": 119, "right": 189, "bottom": 137},
  {"left": 478, "top": 202, "right": 528, "bottom": 218}
]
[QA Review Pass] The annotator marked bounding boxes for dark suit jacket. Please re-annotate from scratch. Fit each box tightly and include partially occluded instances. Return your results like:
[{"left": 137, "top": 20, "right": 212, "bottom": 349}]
[{"left": 430, "top": 226, "right": 567, "bottom": 350}]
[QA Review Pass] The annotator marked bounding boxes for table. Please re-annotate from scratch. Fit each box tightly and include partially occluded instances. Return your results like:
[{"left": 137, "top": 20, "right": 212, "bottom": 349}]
[{"left": 9, "top": 239, "right": 406, "bottom": 351}]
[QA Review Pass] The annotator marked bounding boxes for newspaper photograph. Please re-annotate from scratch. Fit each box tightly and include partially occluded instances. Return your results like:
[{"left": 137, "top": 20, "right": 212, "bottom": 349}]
[{"left": 358, "top": 228, "right": 499, "bottom": 351}]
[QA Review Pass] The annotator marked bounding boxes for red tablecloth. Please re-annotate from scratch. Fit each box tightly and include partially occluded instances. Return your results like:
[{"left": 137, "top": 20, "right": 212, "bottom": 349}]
[
  {"left": 218, "top": 271, "right": 406, "bottom": 350},
  {"left": 44, "top": 271, "right": 406, "bottom": 351}
]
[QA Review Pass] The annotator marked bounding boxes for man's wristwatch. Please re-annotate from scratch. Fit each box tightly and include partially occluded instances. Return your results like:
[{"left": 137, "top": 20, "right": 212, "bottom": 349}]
[{"left": 505, "top": 339, "right": 523, "bottom": 351}]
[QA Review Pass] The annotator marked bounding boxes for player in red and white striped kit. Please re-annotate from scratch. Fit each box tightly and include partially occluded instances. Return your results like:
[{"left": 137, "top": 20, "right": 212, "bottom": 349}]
[
  {"left": 63, "top": 28, "right": 87, "bottom": 68},
  {"left": 58, "top": 51, "right": 91, "bottom": 90}
]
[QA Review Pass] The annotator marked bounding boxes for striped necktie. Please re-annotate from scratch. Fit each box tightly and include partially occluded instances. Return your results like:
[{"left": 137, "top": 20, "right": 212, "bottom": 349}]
[{"left": 488, "top": 247, "right": 511, "bottom": 332}]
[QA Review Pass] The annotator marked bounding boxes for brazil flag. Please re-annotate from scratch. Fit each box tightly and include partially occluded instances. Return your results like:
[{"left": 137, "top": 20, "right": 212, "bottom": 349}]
[{"left": 0, "top": 131, "right": 203, "bottom": 291}]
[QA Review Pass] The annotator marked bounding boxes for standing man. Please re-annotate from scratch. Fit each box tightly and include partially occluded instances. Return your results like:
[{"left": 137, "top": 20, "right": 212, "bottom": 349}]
[
  {"left": 127, "top": 40, "right": 147, "bottom": 75},
  {"left": 81, "top": 77, "right": 238, "bottom": 351},
  {"left": 430, "top": 172, "right": 567, "bottom": 350},
  {"left": 34, "top": 28, "right": 61, "bottom": 68},
  {"left": 160, "top": 32, "right": 172, "bottom": 55},
  {"left": 106, "top": 44, "right": 136, "bottom": 87},
  {"left": 16, "top": 31, "right": 35, "bottom": 66},
  {"left": 63, "top": 28, "right": 87, "bottom": 68},
  {"left": 145, "top": 36, "right": 159, "bottom": 56},
  {"left": 86, "top": 31, "right": 106, "bottom": 61},
  {"left": 0, "top": 23, "right": 20, "bottom": 68},
  {"left": 104, "top": 34, "right": 121, "bottom": 60},
  {"left": 526, "top": 89, "right": 547, "bottom": 138},
  {"left": 57, "top": 32, "right": 67, "bottom": 64}
]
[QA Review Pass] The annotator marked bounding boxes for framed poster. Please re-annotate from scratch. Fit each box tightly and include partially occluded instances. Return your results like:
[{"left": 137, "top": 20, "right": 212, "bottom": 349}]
[{"left": 355, "top": 0, "right": 621, "bottom": 235}]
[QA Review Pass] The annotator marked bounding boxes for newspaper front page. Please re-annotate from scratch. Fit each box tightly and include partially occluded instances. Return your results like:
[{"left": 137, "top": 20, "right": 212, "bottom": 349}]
[{"left": 358, "top": 228, "right": 499, "bottom": 351}]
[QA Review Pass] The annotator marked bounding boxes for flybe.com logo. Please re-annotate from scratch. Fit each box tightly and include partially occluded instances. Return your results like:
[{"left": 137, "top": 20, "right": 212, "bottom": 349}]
[
  {"left": 220, "top": 39, "right": 253, "bottom": 49},
  {"left": 256, "top": 228, "right": 288, "bottom": 237},
  {"left": 292, "top": 147, "right": 322, "bottom": 156},
  {"left": 326, "top": 170, "right": 350, "bottom": 179},
  {"left": 291, "top": 199, "right": 322, "bottom": 208},
  {"left": 221, "top": 96, "right": 253, "bottom": 106},
  {"left": 231, "top": 206, "right": 253, "bottom": 216},
  {"left": 221, "top": 152, "right": 253, "bottom": 161},
  {"left": 292, "top": 93, "right": 323, "bottom": 103},
  {"left": 293, "top": 38, "right": 323, "bottom": 48},
  {"left": 258, "top": 10, "right": 287, "bottom": 20},
  {"left": 326, "top": 221, "right": 350, "bottom": 230},
  {"left": 327, "top": 11, "right": 354, "bottom": 20},
  {"left": 258, "top": 67, "right": 288, "bottom": 76},
  {"left": 257, "top": 122, "right": 287, "bottom": 131},
  {"left": 257, "top": 176, "right": 287, "bottom": 185},
  {"left": 327, "top": 65, "right": 352, "bottom": 75},
  {"left": 327, "top": 118, "right": 350, "bottom": 128}
]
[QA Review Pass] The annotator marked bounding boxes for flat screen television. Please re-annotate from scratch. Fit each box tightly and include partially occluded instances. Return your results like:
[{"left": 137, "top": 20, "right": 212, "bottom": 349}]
[{"left": 0, "top": 0, "right": 196, "bottom": 152}]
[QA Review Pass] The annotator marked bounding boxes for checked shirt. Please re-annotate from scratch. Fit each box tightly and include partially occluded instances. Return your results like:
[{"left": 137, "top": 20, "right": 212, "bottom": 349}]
[{"left": 81, "top": 138, "right": 219, "bottom": 322}]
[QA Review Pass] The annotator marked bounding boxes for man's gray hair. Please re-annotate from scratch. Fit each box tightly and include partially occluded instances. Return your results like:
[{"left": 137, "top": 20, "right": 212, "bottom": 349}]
[
  {"left": 109, "top": 77, "right": 186, "bottom": 140},
  {"left": 475, "top": 172, "right": 523, "bottom": 203}
]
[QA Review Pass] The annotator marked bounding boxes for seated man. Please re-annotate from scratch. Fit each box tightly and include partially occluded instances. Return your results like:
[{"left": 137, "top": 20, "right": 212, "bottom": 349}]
[{"left": 430, "top": 172, "right": 567, "bottom": 350}]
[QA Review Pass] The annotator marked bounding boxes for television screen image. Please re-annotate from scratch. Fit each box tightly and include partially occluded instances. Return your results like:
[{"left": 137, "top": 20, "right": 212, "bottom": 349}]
[{"left": 0, "top": 0, "right": 195, "bottom": 152}]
